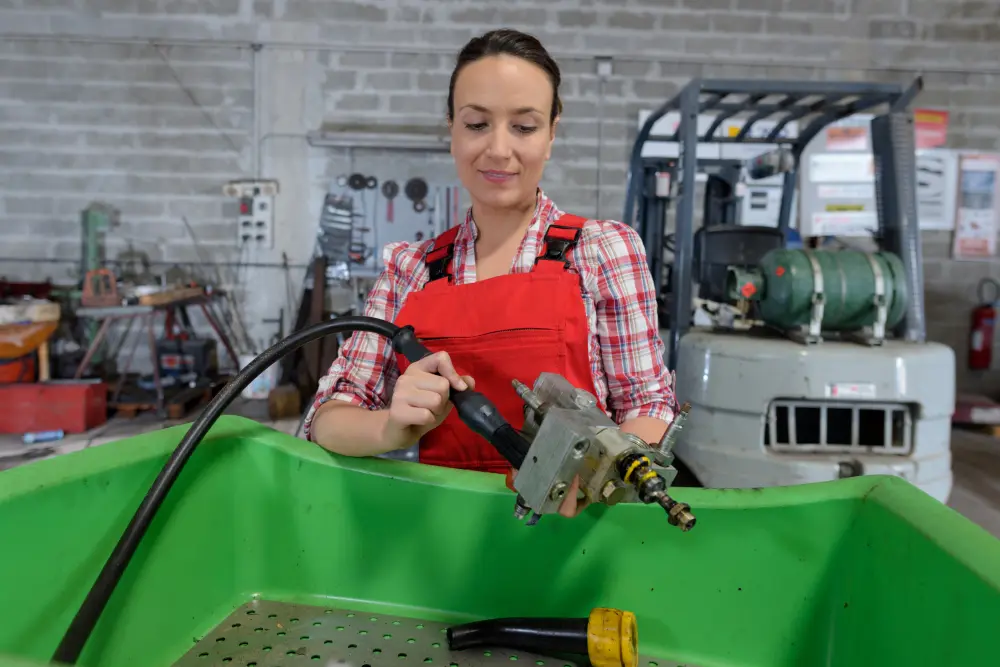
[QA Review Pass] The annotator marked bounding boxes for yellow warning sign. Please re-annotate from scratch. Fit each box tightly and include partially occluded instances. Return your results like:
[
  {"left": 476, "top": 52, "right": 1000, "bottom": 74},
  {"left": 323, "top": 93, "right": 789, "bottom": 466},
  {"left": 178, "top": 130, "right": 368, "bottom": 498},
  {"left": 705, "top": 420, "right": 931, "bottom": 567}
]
[{"left": 825, "top": 204, "right": 866, "bottom": 212}]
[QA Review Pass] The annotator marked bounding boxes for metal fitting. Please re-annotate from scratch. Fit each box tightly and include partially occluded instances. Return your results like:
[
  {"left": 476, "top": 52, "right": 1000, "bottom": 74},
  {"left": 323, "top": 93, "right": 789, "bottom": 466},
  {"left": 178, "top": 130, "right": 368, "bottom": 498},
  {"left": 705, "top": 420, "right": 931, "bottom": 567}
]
[
  {"left": 668, "top": 503, "right": 697, "bottom": 532},
  {"left": 600, "top": 480, "right": 627, "bottom": 506}
]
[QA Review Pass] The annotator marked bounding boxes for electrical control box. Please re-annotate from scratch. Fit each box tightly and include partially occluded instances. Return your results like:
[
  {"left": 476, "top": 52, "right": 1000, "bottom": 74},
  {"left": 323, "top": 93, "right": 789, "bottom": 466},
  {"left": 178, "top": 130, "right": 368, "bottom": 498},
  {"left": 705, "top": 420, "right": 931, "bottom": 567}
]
[{"left": 223, "top": 179, "right": 279, "bottom": 248}]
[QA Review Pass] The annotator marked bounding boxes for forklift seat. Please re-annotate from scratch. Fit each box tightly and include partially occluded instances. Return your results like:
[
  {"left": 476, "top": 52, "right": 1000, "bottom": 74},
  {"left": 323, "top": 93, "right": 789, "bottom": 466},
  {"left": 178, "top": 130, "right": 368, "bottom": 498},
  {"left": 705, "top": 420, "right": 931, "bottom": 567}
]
[{"left": 693, "top": 225, "right": 785, "bottom": 303}]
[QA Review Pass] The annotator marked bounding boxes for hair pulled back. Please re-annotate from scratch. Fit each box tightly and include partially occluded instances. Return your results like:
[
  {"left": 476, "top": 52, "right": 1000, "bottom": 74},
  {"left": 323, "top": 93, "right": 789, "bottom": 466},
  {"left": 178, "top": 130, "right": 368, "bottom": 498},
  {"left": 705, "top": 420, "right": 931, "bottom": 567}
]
[{"left": 446, "top": 28, "right": 563, "bottom": 124}]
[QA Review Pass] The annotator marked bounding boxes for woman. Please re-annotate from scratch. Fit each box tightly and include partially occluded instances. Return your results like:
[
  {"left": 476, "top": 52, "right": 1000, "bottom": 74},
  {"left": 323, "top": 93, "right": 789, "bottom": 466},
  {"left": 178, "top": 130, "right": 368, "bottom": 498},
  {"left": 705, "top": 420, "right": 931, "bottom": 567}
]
[{"left": 304, "top": 28, "right": 676, "bottom": 517}]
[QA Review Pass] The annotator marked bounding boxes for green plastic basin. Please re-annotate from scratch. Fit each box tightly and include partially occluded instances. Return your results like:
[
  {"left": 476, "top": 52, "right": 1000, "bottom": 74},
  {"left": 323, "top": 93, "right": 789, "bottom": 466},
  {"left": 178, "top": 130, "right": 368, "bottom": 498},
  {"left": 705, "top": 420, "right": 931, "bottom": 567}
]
[{"left": 0, "top": 416, "right": 998, "bottom": 666}]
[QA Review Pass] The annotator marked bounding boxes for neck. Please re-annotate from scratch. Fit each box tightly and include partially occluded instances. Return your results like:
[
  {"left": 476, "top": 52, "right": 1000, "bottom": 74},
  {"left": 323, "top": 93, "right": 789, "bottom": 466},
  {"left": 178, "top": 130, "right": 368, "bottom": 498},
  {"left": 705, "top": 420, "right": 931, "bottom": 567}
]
[{"left": 470, "top": 194, "right": 537, "bottom": 249}]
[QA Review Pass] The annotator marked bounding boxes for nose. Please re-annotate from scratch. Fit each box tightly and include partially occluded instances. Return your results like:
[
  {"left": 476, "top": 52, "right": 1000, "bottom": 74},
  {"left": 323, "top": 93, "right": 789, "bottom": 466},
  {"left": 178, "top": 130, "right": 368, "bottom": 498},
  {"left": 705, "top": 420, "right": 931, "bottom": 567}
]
[{"left": 485, "top": 127, "right": 512, "bottom": 159}]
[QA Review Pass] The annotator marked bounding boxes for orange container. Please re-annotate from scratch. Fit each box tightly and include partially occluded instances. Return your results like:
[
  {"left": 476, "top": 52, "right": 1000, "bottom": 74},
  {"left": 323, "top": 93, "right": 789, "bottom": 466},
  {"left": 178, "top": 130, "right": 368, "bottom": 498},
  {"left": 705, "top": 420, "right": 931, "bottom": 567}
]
[{"left": 0, "top": 354, "right": 35, "bottom": 384}]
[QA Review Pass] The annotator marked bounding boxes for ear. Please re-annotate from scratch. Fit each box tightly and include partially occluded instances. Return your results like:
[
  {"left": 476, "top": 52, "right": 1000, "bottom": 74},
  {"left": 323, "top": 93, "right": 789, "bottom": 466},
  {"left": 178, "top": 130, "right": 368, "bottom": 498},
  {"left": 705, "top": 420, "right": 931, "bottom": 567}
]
[{"left": 545, "top": 115, "right": 559, "bottom": 161}]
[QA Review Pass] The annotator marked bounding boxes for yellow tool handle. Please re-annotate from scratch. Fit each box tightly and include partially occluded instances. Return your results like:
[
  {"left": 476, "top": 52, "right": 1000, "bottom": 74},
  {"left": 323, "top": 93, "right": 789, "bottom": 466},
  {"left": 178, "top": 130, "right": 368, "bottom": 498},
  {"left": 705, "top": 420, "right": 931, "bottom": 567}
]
[{"left": 587, "top": 607, "right": 638, "bottom": 667}]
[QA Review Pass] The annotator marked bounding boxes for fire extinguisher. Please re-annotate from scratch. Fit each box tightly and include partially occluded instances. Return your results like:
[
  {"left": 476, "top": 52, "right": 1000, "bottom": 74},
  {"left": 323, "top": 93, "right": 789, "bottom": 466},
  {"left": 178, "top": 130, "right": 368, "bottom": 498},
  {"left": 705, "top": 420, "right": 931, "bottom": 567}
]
[{"left": 969, "top": 278, "right": 1000, "bottom": 371}]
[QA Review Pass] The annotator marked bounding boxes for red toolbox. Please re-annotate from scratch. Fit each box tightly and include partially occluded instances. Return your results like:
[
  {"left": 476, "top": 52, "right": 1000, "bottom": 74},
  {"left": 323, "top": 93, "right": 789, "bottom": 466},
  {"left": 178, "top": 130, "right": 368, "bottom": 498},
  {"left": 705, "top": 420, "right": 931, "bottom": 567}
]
[{"left": 0, "top": 381, "right": 108, "bottom": 434}]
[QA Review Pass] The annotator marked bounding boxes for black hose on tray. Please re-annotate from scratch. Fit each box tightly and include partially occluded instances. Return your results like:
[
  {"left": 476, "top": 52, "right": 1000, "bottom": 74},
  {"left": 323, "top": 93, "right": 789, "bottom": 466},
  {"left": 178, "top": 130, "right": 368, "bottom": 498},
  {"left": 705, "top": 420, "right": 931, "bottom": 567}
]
[
  {"left": 448, "top": 616, "right": 590, "bottom": 654},
  {"left": 52, "top": 316, "right": 531, "bottom": 665},
  {"left": 447, "top": 607, "right": 639, "bottom": 667}
]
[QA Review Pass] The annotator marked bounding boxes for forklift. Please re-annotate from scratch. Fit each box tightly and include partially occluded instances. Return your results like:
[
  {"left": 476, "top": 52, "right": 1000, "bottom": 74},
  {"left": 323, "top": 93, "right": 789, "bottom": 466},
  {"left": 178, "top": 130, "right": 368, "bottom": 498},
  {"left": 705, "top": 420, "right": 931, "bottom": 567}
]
[{"left": 623, "top": 77, "right": 955, "bottom": 503}]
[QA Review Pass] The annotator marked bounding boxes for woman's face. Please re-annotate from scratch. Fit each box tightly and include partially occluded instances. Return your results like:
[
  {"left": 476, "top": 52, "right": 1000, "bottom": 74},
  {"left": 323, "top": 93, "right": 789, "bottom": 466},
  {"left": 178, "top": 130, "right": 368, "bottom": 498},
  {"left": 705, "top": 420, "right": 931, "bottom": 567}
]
[{"left": 449, "top": 54, "right": 558, "bottom": 212}]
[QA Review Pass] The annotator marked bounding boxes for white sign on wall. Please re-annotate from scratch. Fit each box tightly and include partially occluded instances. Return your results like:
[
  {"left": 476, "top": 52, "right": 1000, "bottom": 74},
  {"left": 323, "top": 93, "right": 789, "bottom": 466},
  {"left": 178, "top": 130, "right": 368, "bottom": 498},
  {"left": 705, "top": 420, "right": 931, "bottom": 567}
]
[
  {"left": 799, "top": 114, "right": 969, "bottom": 237},
  {"left": 952, "top": 153, "right": 1000, "bottom": 261},
  {"left": 915, "top": 149, "right": 959, "bottom": 231}
]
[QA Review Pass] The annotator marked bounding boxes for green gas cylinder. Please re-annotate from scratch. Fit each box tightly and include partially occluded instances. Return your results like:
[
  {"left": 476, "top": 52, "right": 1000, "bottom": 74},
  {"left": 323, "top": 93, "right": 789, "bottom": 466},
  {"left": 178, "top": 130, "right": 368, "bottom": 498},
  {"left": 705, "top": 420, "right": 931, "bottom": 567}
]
[{"left": 726, "top": 248, "right": 909, "bottom": 333}]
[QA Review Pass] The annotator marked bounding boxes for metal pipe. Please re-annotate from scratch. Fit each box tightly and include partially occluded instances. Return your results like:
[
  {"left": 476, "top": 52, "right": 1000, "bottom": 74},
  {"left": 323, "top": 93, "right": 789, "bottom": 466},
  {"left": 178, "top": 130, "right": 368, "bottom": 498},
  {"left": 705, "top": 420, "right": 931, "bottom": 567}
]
[
  {"left": 668, "top": 84, "right": 701, "bottom": 370},
  {"left": 777, "top": 166, "right": 798, "bottom": 235},
  {"left": 251, "top": 43, "right": 263, "bottom": 178},
  {"left": 892, "top": 114, "right": 928, "bottom": 342},
  {"left": 5, "top": 33, "right": 998, "bottom": 76},
  {"left": 0, "top": 257, "right": 312, "bottom": 269},
  {"left": 595, "top": 74, "right": 606, "bottom": 219}
]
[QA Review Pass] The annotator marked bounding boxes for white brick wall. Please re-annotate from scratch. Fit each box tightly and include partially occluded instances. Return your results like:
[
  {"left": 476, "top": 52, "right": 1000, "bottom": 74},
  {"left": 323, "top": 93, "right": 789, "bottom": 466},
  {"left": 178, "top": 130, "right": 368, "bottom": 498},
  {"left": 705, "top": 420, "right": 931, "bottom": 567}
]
[{"left": 1, "top": 0, "right": 999, "bottom": 390}]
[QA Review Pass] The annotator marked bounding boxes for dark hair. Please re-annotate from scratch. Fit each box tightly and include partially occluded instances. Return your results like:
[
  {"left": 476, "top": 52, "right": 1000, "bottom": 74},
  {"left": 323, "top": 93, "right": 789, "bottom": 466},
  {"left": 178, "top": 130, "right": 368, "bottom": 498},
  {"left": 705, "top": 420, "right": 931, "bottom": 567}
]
[{"left": 447, "top": 28, "right": 563, "bottom": 124}]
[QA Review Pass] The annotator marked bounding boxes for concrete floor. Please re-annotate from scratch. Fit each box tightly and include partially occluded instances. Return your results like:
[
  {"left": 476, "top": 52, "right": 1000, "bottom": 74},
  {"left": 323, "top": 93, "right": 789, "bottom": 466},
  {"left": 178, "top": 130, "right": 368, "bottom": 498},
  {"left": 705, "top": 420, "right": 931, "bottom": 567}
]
[{"left": 2, "top": 405, "right": 1000, "bottom": 540}]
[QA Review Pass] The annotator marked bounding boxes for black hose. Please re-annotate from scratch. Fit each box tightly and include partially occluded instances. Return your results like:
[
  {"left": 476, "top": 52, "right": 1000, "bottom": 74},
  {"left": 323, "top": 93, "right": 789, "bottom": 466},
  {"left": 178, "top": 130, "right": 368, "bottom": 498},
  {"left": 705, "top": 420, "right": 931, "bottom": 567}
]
[
  {"left": 447, "top": 617, "right": 590, "bottom": 657},
  {"left": 52, "top": 315, "right": 530, "bottom": 665}
]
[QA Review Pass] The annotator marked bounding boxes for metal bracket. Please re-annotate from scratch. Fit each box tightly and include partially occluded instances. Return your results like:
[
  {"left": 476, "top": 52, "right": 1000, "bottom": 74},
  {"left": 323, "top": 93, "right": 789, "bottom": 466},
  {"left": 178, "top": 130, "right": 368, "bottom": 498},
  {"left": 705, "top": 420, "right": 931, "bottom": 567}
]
[
  {"left": 866, "top": 253, "right": 888, "bottom": 344},
  {"left": 844, "top": 252, "right": 888, "bottom": 347},
  {"left": 788, "top": 249, "right": 825, "bottom": 345}
]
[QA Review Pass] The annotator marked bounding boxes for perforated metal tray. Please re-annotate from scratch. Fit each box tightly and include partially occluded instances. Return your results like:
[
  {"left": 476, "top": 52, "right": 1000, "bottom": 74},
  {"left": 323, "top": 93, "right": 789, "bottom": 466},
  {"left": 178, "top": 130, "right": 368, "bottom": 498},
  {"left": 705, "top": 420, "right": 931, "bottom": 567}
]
[{"left": 172, "top": 600, "right": 677, "bottom": 667}]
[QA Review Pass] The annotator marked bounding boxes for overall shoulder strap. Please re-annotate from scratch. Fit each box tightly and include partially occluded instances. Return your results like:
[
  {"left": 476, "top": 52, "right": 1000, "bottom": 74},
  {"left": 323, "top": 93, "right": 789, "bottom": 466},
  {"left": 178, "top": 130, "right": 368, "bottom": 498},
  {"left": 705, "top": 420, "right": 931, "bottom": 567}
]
[
  {"left": 535, "top": 214, "right": 587, "bottom": 271},
  {"left": 425, "top": 225, "right": 461, "bottom": 283}
]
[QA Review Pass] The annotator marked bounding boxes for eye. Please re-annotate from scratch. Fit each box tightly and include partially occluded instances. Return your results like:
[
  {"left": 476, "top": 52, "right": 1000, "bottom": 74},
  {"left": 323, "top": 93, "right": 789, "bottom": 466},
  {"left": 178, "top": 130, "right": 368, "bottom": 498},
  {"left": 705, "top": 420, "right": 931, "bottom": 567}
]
[
  {"left": 515, "top": 125, "right": 538, "bottom": 134},
  {"left": 464, "top": 122, "right": 487, "bottom": 132}
]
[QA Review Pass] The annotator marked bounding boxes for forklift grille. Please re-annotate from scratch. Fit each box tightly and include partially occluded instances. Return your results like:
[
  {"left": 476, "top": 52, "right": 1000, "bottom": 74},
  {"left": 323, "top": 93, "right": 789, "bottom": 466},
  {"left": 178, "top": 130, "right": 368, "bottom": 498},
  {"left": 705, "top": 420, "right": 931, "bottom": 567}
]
[{"left": 763, "top": 399, "right": 913, "bottom": 455}]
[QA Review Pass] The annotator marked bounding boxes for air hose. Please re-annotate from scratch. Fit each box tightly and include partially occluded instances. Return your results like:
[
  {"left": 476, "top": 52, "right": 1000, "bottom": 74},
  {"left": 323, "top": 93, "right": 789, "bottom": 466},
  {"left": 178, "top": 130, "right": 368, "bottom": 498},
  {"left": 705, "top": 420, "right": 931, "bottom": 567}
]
[
  {"left": 447, "top": 607, "right": 638, "bottom": 667},
  {"left": 51, "top": 315, "right": 532, "bottom": 665}
]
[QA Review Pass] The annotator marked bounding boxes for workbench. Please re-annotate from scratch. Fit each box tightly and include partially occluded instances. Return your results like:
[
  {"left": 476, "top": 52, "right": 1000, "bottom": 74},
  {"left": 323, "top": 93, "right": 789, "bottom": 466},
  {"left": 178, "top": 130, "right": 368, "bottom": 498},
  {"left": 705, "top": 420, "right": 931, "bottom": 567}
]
[{"left": 74, "top": 292, "right": 239, "bottom": 415}]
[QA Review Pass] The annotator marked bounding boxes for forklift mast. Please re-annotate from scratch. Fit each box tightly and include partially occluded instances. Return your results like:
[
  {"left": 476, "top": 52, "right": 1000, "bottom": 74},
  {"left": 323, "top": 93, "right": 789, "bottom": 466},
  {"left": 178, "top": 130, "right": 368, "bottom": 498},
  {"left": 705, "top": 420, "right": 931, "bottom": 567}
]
[{"left": 622, "top": 77, "right": 926, "bottom": 368}]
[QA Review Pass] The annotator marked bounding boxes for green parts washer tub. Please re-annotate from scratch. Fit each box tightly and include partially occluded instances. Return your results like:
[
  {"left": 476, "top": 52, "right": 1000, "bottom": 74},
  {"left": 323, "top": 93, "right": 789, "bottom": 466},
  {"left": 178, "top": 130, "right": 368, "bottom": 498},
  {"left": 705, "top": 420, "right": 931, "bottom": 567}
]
[{"left": 0, "top": 317, "right": 999, "bottom": 667}]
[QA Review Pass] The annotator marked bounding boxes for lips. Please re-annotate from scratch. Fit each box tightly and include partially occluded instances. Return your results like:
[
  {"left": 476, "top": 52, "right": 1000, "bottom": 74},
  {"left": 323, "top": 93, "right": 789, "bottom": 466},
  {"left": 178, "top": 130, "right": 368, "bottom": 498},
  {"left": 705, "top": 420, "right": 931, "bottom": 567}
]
[{"left": 480, "top": 170, "right": 517, "bottom": 184}]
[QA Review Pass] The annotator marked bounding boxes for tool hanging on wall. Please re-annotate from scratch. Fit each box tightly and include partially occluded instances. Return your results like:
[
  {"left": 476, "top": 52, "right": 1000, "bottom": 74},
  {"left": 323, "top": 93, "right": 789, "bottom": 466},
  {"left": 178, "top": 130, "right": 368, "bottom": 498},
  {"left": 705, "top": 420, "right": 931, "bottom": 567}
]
[
  {"left": 347, "top": 173, "right": 367, "bottom": 191},
  {"left": 405, "top": 177, "right": 429, "bottom": 213},
  {"left": 369, "top": 182, "right": 380, "bottom": 272},
  {"left": 317, "top": 194, "right": 355, "bottom": 269},
  {"left": 365, "top": 175, "right": 378, "bottom": 190},
  {"left": 381, "top": 180, "right": 399, "bottom": 223},
  {"left": 348, "top": 242, "right": 371, "bottom": 265}
]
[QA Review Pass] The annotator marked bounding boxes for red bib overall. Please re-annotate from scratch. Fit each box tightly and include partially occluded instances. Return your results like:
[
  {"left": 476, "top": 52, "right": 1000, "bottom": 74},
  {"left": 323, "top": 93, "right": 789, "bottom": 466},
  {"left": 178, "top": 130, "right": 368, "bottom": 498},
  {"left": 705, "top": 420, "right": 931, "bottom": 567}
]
[{"left": 394, "top": 214, "right": 601, "bottom": 474}]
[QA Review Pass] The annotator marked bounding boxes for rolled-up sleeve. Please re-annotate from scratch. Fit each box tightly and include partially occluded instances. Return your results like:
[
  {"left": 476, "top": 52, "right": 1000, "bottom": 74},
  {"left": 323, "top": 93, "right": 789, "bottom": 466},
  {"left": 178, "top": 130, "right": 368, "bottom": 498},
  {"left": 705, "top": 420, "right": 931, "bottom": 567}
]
[
  {"left": 302, "top": 242, "right": 418, "bottom": 440},
  {"left": 593, "top": 222, "right": 676, "bottom": 425}
]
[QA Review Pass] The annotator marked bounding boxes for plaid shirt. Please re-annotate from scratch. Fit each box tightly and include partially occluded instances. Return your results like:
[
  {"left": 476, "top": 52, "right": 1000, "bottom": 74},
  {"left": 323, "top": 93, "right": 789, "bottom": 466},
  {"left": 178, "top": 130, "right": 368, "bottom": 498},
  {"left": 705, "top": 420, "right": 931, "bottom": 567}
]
[{"left": 303, "top": 190, "right": 676, "bottom": 439}]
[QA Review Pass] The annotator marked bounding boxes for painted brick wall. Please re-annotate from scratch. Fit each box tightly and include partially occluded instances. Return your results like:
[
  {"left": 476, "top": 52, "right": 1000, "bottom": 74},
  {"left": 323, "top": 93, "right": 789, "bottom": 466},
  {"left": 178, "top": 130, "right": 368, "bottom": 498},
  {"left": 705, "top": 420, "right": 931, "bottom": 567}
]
[{"left": 1, "top": 0, "right": 999, "bottom": 391}]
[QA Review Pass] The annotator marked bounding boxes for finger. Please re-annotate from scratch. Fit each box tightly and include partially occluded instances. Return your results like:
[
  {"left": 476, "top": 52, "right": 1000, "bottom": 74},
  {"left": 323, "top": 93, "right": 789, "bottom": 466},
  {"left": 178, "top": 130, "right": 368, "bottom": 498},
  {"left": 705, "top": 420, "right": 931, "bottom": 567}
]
[
  {"left": 558, "top": 476, "right": 583, "bottom": 518},
  {"left": 558, "top": 495, "right": 588, "bottom": 517},
  {"left": 405, "top": 388, "right": 448, "bottom": 413},
  {"left": 460, "top": 375, "right": 476, "bottom": 390},
  {"left": 394, "top": 405, "right": 438, "bottom": 427},
  {"left": 415, "top": 351, "right": 468, "bottom": 391},
  {"left": 410, "top": 372, "right": 451, "bottom": 396},
  {"left": 558, "top": 493, "right": 577, "bottom": 518}
]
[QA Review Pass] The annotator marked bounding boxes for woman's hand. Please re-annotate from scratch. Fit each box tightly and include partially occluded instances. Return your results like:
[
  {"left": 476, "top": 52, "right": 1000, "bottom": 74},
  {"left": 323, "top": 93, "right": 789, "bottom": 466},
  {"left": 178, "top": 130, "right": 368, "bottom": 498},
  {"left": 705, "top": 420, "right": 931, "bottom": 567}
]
[
  {"left": 382, "top": 351, "right": 475, "bottom": 450},
  {"left": 556, "top": 475, "right": 591, "bottom": 518},
  {"left": 509, "top": 469, "right": 591, "bottom": 518}
]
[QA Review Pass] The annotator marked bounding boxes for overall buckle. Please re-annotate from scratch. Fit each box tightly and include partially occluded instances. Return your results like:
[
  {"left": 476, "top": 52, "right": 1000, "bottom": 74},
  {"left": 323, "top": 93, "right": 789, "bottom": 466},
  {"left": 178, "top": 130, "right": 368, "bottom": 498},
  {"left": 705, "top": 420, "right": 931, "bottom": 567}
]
[
  {"left": 536, "top": 224, "right": 582, "bottom": 268},
  {"left": 427, "top": 244, "right": 455, "bottom": 282}
]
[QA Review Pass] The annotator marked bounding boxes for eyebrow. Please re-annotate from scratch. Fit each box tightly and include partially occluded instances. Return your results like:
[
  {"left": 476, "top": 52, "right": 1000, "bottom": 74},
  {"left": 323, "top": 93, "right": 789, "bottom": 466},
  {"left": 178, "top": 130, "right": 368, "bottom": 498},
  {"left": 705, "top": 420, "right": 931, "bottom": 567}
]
[{"left": 461, "top": 104, "right": 542, "bottom": 115}]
